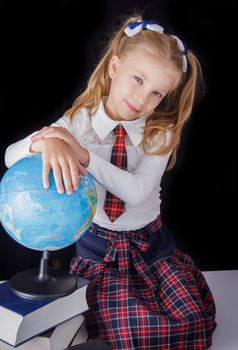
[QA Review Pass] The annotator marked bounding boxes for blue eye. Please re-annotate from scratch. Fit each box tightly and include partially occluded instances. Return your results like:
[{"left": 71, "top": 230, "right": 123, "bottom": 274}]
[
  {"left": 153, "top": 91, "right": 162, "bottom": 98},
  {"left": 134, "top": 76, "right": 143, "bottom": 84}
]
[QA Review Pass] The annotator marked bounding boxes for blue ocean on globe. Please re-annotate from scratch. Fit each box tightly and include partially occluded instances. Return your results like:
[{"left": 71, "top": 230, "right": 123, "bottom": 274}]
[{"left": 0, "top": 155, "right": 97, "bottom": 251}]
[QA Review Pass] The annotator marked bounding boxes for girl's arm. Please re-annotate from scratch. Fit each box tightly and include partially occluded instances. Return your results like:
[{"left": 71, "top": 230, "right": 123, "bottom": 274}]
[
  {"left": 5, "top": 132, "right": 37, "bottom": 168},
  {"left": 5, "top": 119, "right": 170, "bottom": 204},
  {"left": 4, "top": 113, "right": 84, "bottom": 169},
  {"left": 30, "top": 126, "right": 90, "bottom": 167},
  {"left": 31, "top": 126, "right": 171, "bottom": 205},
  {"left": 86, "top": 150, "right": 170, "bottom": 206},
  {"left": 5, "top": 129, "right": 87, "bottom": 195}
]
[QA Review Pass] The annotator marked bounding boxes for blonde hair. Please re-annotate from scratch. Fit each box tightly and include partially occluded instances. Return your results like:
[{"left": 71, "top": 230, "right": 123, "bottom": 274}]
[{"left": 66, "top": 14, "right": 203, "bottom": 169}]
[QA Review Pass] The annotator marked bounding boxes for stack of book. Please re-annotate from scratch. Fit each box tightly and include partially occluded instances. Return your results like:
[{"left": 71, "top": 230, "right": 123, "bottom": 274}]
[{"left": 0, "top": 277, "right": 90, "bottom": 350}]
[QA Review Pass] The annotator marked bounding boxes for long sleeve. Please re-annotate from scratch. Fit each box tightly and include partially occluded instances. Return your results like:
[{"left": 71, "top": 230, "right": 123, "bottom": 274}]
[
  {"left": 4, "top": 118, "right": 70, "bottom": 168},
  {"left": 87, "top": 150, "right": 170, "bottom": 206},
  {"left": 5, "top": 132, "right": 36, "bottom": 168}
]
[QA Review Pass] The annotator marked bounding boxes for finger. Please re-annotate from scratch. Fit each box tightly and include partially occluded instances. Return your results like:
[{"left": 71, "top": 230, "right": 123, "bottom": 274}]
[
  {"left": 42, "top": 161, "right": 51, "bottom": 190},
  {"left": 77, "top": 162, "right": 87, "bottom": 177},
  {"left": 41, "top": 128, "right": 59, "bottom": 136},
  {"left": 31, "top": 133, "right": 43, "bottom": 142},
  {"left": 68, "top": 161, "right": 80, "bottom": 190},
  {"left": 42, "top": 127, "right": 65, "bottom": 136},
  {"left": 52, "top": 162, "right": 65, "bottom": 194},
  {"left": 43, "top": 130, "right": 69, "bottom": 144},
  {"left": 60, "top": 160, "right": 74, "bottom": 195},
  {"left": 31, "top": 127, "right": 50, "bottom": 141},
  {"left": 43, "top": 132, "right": 65, "bottom": 141}
]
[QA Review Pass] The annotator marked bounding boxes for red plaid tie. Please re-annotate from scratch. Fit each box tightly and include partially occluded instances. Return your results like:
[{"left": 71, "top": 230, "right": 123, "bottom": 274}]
[{"left": 104, "top": 124, "right": 127, "bottom": 222}]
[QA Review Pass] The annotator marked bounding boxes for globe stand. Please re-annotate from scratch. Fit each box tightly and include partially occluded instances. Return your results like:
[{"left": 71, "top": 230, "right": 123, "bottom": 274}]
[{"left": 8, "top": 250, "right": 77, "bottom": 300}]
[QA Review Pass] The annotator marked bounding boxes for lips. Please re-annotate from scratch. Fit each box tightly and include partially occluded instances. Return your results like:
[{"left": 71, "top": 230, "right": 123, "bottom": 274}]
[{"left": 126, "top": 101, "right": 140, "bottom": 113}]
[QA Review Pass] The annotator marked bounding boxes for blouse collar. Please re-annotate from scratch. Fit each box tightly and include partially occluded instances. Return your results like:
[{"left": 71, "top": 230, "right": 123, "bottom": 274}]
[{"left": 91, "top": 98, "right": 147, "bottom": 147}]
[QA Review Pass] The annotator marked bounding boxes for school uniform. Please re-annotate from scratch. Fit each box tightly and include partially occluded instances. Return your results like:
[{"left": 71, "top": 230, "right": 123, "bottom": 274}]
[
  {"left": 71, "top": 219, "right": 216, "bottom": 349},
  {"left": 5, "top": 98, "right": 216, "bottom": 349}
]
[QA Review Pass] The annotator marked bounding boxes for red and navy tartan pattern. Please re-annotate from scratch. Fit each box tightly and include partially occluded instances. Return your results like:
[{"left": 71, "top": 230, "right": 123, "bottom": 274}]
[
  {"left": 70, "top": 219, "right": 216, "bottom": 350},
  {"left": 103, "top": 125, "right": 127, "bottom": 222}
]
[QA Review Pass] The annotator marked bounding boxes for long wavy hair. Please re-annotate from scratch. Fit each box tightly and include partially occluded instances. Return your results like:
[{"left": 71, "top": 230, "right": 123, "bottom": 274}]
[{"left": 66, "top": 14, "right": 203, "bottom": 169}]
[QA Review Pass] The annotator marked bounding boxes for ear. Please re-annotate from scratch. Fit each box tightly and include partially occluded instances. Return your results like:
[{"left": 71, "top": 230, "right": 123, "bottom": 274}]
[{"left": 109, "top": 55, "right": 120, "bottom": 78}]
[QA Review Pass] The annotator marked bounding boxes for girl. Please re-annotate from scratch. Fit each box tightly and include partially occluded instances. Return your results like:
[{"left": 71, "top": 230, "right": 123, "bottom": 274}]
[{"left": 5, "top": 15, "right": 216, "bottom": 350}]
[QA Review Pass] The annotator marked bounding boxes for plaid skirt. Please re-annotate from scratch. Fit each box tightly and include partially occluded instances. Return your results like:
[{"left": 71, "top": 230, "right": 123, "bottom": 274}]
[{"left": 70, "top": 217, "right": 216, "bottom": 350}]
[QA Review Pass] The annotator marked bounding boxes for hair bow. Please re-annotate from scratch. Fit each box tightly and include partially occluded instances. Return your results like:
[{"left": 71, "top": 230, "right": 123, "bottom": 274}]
[
  {"left": 171, "top": 35, "right": 188, "bottom": 73},
  {"left": 124, "top": 20, "right": 164, "bottom": 37}
]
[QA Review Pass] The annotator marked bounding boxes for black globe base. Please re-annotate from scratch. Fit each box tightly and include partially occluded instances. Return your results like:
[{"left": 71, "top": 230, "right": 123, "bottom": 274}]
[{"left": 8, "top": 250, "right": 77, "bottom": 300}]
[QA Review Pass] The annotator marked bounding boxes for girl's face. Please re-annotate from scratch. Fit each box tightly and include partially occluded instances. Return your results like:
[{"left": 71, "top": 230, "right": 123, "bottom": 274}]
[{"left": 105, "top": 52, "right": 180, "bottom": 121}]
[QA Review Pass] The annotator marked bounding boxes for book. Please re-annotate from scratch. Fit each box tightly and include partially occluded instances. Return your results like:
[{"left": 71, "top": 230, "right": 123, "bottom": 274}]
[
  {"left": 70, "top": 318, "right": 88, "bottom": 346},
  {"left": 65, "top": 339, "right": 111, "bottom": 350},
  {"left": 0, "top": 277, "right": 89, "bottom": 347},
  {"left": 0, "top": 314, "right": 85, "bottom": 350}
]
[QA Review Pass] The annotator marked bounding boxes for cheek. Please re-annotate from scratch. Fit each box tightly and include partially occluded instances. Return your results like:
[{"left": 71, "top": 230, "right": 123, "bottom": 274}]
[
  {"left": 111, "top": 75, "right": 124, "bottom": 95},
  {"left": 146, "top": 96, "right": 161, "bottom": 111},
  {"left": 114, "top": 73, "right": 133, "bottom": 93}
]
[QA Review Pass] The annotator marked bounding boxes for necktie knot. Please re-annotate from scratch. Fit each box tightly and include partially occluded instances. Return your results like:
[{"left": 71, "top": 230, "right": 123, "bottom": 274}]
[{"left": 114, "top": 124, "right": 126, "bottom": 139}]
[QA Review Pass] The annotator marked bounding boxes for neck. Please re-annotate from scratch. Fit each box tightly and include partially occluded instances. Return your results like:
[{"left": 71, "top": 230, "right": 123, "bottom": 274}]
[{"left": 104, "top": 101, "right": 123, "bottom": 121}]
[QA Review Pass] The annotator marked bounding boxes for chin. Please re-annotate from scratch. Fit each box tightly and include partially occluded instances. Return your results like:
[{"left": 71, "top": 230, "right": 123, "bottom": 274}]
[{"left": 125, "top": 116, "right": 140, "bottom": 121}]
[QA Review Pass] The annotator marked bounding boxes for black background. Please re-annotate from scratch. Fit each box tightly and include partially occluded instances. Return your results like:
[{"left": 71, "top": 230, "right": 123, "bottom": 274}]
[{"left": 0, "top": 0, "right": 237, "bottom": 280}]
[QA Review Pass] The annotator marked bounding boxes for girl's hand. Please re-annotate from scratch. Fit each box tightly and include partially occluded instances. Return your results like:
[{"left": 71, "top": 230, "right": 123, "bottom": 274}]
[
  {"left": 31, "top": 126, "right": 76, "bottom": 150},
  {"left": 31, "top": 138, "right": 87, "bottom": 195},
  {"left": 31, "top": 126, "right": 90, "bottom": 167}
]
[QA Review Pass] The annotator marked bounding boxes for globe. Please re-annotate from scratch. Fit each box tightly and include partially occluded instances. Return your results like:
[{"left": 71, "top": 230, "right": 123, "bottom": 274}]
[{"left": 0, "top": 154, "right": 97, "bottom": 251}]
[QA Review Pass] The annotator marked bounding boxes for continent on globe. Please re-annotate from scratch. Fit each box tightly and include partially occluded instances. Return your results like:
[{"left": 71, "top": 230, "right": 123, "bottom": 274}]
[{"left": 0, "top": 155, "right": 97, "bottom": 251}]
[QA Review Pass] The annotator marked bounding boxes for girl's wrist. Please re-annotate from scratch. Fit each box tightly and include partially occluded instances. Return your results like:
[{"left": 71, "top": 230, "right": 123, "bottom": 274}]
[
  {"left": 67, "top": 137, "right": 90, "bottom": 167},
  {"left": 76, "top": 144, "right": 90, "bottom": 167}
]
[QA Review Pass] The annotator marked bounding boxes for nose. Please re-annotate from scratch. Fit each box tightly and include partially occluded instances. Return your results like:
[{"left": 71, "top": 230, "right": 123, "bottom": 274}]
[{"left": 134, "top": 91, "right": 148, "bottom": 106}]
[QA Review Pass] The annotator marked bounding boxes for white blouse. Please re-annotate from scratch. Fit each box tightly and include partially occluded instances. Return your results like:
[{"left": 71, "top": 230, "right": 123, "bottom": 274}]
[{"left": 5, "top": 99, "right": 171, "bottom": 231}]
